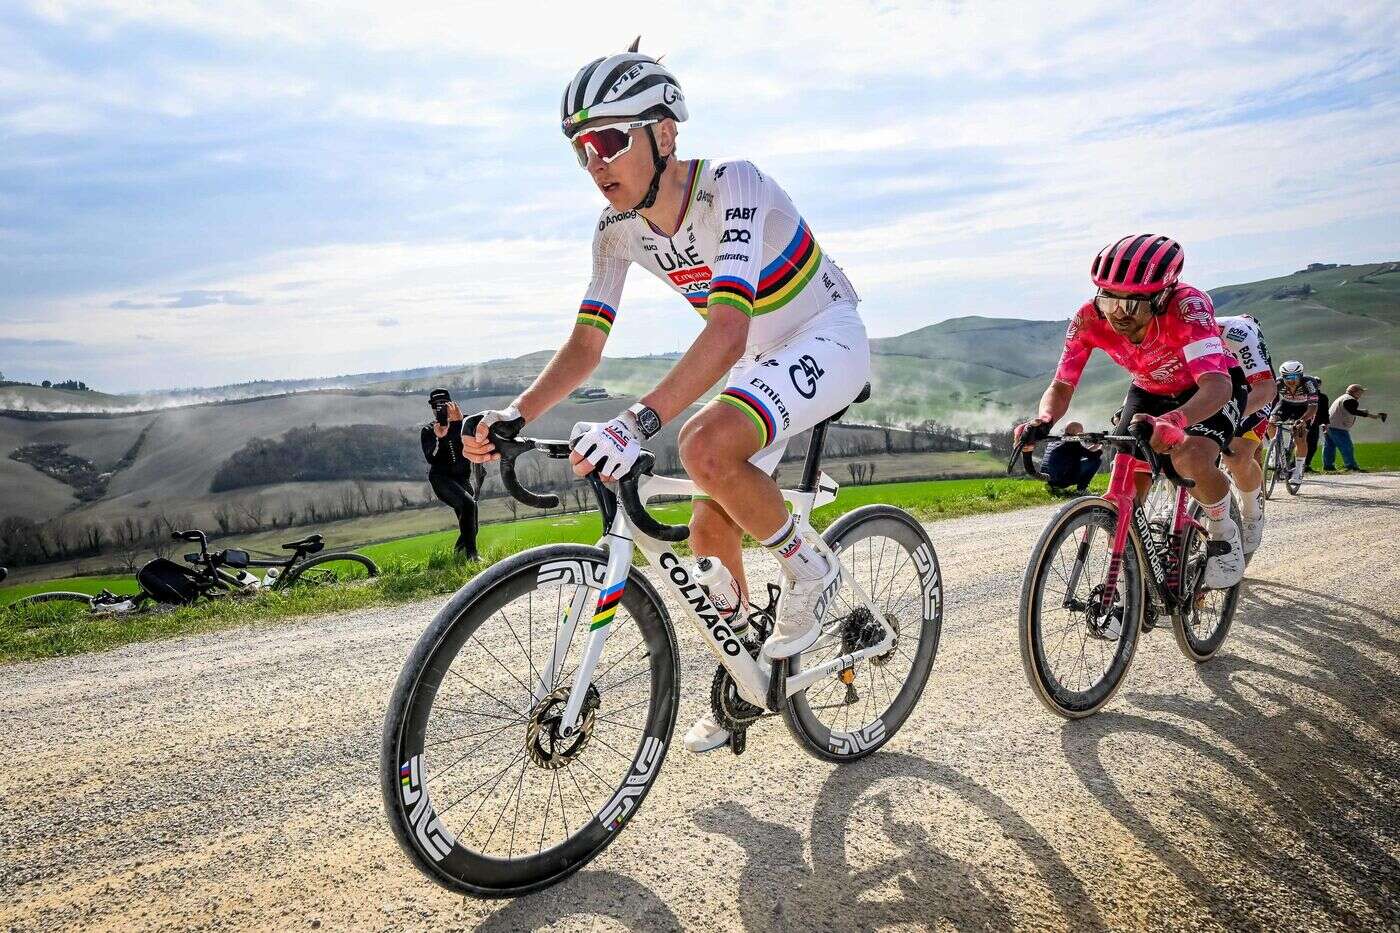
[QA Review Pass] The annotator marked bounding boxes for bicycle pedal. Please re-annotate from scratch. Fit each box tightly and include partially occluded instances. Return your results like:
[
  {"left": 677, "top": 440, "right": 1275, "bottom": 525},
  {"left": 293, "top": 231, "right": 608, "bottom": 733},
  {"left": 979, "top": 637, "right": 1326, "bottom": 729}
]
[{"left": 728, "top": 729, "right": 747, "bottom": 756}]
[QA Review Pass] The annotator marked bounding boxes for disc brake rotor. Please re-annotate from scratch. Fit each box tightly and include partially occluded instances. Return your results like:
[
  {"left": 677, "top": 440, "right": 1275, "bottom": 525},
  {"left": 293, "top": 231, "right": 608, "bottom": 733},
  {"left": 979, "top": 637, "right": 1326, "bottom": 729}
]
[{"left": 525, "top": 684, "right": 601, "bottom": 770}]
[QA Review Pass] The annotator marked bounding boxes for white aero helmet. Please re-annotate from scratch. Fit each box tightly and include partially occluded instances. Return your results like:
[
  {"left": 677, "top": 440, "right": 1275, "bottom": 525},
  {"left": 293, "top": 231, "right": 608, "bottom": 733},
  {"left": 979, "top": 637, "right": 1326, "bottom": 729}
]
[
  {"left": 561, "top": 38, "right": 688, "bottom": 138},
  {"left": 1279, "top": 360, "right": 1304, "bottom": 378}
]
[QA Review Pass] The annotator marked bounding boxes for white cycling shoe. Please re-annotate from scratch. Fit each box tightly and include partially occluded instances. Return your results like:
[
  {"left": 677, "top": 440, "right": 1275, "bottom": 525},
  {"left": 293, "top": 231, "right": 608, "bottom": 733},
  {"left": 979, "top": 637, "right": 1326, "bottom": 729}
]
[
  {"left": 1203, "top": 520, "right": 1245, "bottom": 589},
  {"left": 761, "top": 557, "right": 842, "bottom": 661},
  {"left": 683, "top": 712, "right": 731, "bottom": 753},
  {"left": 1240, "top": 512, "right": 1265, "bottom": 555}
]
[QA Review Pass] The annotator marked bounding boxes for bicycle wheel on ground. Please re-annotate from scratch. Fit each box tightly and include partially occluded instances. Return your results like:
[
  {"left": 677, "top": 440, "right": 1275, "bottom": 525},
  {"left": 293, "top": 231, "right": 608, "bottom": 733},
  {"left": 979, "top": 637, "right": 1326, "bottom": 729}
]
[
  {"left": 7, "top": 591, "right": 95, "bottom": 611},
  {"left": 381, "top": 544, "right": 678, "bottom": 898},
  {"left": 278, "top": 551, "right": 378, "bottom": 588},
  {"left": 1020, "top": 496, "right": 1145, "bottom": 719},
  {"left": 781, "top": 505, "right": 943, "bottom": 762},
  {"left": 1173, "top": 500, "right": 1243, "bottom": 662},
  {"left": 1263, "top": 432, "right": 1282, "bottom": 500}
]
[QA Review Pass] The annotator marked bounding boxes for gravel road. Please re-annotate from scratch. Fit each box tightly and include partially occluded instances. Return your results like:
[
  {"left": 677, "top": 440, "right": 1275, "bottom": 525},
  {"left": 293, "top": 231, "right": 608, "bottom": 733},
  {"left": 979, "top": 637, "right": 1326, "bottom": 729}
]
[{"left": 3, "top": 473, "right": 1397, "bottom": 932}]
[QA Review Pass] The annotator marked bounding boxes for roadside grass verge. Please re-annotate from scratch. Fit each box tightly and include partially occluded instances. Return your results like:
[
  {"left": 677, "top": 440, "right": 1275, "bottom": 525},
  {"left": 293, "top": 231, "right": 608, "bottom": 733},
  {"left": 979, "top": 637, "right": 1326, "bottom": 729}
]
[{"left": 10, "top": 441, "right": 1398, "bottom": 664}]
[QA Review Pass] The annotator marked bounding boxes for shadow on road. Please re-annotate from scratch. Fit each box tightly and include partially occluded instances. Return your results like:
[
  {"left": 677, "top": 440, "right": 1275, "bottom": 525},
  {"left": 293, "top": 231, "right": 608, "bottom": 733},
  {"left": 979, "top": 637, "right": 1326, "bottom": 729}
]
[
  {"left": 1061, "top": 579, "right": 1399, "bottom": 929},
  {"left": 693, "top": 753, "right": 1108, "bottom": 932},
  {"left": 478, "top": 868, "right": 682, "bottom": 932}
]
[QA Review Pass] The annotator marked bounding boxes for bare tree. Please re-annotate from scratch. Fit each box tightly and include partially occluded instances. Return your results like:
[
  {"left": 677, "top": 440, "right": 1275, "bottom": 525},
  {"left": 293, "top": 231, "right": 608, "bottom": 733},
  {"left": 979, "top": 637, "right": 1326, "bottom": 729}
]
[
  {"left": 212, "top": 503, "right": 235, "bottom": 534},
  {"left": 354, "top": 479, "right": 373, "bottom": 514},
  {"left": 236, "top": 497, "right": 267, "bottom": 531},
  {"left": 866, "top": 461, "right": 877, "bottom": 485}
]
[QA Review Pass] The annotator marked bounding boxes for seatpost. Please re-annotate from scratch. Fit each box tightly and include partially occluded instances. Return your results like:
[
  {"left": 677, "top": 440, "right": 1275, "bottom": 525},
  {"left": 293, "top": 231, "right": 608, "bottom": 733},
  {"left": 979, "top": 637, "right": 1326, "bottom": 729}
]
[{"left": 798, "top": 421, "right": 830, "bottom": 493}]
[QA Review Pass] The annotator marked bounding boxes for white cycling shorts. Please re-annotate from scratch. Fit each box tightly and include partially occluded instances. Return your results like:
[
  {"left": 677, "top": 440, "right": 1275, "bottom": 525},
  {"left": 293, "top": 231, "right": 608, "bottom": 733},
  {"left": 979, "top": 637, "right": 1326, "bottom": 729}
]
[{"left": 710, "top": 303, "right": 871, "bottom": 477}]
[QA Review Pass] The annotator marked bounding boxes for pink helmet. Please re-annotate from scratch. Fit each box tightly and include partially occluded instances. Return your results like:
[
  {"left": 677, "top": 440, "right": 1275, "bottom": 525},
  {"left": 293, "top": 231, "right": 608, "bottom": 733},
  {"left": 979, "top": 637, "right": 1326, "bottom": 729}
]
[{"left": 1091, "top": 234, "right": 1183, "bottom": 295}]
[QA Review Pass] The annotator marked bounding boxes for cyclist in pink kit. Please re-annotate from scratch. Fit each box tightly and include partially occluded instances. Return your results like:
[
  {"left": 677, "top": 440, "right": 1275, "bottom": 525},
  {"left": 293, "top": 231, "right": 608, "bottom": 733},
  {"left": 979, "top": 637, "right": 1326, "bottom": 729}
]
[{"left": 1018, "top": 235, "right": 1247, "bottom": 589}]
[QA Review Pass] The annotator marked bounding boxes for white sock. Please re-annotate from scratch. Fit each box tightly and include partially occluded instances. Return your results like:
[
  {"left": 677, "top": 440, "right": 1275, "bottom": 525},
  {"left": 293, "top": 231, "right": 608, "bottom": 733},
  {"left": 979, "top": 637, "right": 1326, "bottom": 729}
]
[
  {"left": 1202, "top": 493, "right": 1232, "bottom": 536},
  {"left": 1240, "top": 488, "right": 1263, "bottom": 520},
  {"left": 1293, "top": 457, "right": 1305, "bottom": 475},
  {"left": 761, "top": 515, "right": 829, "bottom": 582}
]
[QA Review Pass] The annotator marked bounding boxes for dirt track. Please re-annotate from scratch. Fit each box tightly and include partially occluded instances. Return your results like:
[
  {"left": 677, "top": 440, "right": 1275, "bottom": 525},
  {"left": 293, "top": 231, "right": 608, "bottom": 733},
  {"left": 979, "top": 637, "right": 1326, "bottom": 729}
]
[{"left": 2, "top": 473, "right": 1397, "bottom": 932}]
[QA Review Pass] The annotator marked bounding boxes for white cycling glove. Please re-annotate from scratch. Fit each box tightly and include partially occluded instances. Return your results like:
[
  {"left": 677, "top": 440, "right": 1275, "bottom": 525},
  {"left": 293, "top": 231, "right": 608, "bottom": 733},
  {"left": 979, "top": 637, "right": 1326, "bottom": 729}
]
[
  {"left": 472, "top": 404, "right": 524, "bottom": 440},
  {"left": 570, "top": 412, "right": 642, "bottom": 481}
]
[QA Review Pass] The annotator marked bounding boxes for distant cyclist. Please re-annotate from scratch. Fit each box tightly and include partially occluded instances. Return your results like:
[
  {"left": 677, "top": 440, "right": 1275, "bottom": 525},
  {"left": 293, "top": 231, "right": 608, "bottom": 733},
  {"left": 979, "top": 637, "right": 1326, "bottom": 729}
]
[
  {"left": 1017, "top": 235, "right": 1247, "bottom": 589},
  {"left": 1273, "top": 361, "right": 1319, "bottom": 486},
  {"left": 1217, "top": 314, "right": 1277, "bottom": 554},
  {"left": 461, "top": 40, "right": 869, "bottom": 753}
]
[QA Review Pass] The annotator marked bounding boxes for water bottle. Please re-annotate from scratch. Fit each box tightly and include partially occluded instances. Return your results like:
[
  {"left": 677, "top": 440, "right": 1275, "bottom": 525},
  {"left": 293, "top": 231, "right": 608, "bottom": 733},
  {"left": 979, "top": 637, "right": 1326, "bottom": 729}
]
[{"left": 694, "top": 556, "right": 747, "bottom": 633}]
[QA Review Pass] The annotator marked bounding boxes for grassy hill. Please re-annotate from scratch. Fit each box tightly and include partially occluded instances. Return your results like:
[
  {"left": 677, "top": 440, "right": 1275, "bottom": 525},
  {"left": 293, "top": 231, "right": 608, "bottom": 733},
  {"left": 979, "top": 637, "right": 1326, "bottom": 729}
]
[{"left": 3, "top": 260, "right": 1393, "bottom": 540}]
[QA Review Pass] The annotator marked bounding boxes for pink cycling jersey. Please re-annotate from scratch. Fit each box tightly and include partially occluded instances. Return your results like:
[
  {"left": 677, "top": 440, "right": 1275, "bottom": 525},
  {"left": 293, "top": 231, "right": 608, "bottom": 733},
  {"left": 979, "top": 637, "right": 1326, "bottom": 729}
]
[{"left": 1054, "top": 284, "right": 1234, "bottom": 396}]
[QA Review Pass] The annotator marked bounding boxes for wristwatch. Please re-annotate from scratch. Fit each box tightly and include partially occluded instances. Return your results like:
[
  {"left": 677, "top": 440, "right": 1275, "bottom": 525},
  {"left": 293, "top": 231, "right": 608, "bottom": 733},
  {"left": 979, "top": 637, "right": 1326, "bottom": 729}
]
[{"left": 627, "top": 403, "right": 663, "bottom": 440}]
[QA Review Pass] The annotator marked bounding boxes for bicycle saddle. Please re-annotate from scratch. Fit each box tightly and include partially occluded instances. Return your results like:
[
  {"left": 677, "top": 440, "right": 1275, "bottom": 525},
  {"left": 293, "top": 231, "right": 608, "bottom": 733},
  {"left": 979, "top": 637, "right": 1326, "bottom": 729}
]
[{"left": 281, "top": 534, "right": 325, "bottom": 553}]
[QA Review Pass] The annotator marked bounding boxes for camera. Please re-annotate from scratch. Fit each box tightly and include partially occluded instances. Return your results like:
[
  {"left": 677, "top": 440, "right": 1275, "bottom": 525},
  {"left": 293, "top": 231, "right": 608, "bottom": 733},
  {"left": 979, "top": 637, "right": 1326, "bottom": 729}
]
[{"left": 428, "top": 387, "right": 453, "bottom": 426}]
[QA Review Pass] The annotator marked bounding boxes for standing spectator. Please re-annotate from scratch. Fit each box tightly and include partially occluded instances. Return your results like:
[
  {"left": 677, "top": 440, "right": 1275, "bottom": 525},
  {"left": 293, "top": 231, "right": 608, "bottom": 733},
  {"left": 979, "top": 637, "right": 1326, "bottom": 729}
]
[
  {"left": 1324, "top": 384, "right": 1388, "bottom": 472},
  {"left": 421, "top": 388, "right": 485, "bottom": 558},
  {"left": 1305, "top": 380, "right": 1328, "bottom": 473},
  {"left": 1040, "top": 421, "right": 1103, "bottom": 494}
]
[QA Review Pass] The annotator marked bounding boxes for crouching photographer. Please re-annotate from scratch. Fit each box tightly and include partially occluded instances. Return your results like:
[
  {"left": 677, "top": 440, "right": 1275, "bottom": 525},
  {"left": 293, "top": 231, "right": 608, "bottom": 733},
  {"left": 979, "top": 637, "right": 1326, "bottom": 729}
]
[{"left": 421, "top": 388, "right": 485, "bottom": 559}]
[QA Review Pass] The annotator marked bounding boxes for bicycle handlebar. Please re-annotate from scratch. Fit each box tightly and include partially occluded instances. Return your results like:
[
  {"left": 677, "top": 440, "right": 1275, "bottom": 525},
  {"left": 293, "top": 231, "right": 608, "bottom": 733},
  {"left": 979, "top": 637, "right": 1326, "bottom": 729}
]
[
  {"left": 1007, "top": 420, "right": 1194, "bottom": 489},
  {"left": 616, "top": 452, "right": 690, "bottom": 542},
  {"left": 472, "top": 418, "right": 690, "bottom": 543}
]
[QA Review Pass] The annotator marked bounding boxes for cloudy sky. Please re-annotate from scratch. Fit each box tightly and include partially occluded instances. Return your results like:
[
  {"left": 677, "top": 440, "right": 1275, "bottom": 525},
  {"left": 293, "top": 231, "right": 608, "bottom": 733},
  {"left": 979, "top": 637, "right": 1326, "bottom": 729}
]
[{"left": 2, "top": 1, "right": 1397, "bottom": 392}]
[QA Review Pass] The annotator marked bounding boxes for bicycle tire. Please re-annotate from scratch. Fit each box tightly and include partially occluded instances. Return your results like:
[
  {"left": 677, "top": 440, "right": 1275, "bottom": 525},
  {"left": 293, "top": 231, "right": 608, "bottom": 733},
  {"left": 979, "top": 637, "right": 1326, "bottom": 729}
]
[
  {"left": 780, "top": 505, "right": 943, "bottom": 763},
  {"left": 1020, "top": 496, "right": 1145, "bottom": 719},
  {"left": 381, "top": 544, "right": 678, "bottom": 898},
  {"left": 277, "top": 551, "right": 378, "bottom": 588},
  {"left": 7, "top": 591, "right": 95, "bottom": 610},
  {"left": 1263, "top": 432, "right": 1281, "bottom": 501},
  {"left": 1173, "top": 500, "right": 1243, "bottom": 662}
]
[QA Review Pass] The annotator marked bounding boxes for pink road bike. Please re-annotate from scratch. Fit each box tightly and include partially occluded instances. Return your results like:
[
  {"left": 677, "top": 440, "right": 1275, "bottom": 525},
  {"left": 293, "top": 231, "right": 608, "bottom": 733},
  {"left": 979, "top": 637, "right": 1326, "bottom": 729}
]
[{"left": 1012, "top": 419, "right": 1243, "bottom": 718}]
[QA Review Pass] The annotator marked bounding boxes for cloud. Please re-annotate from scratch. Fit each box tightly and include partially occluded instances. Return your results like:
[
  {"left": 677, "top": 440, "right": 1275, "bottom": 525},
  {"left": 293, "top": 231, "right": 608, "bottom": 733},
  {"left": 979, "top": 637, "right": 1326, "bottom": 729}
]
[
  {"left": 111, "top": 290, "right": 261, "bottom": 309},
  {"left": 1, "top": 0, "right": 1397, "bottom": 390}
]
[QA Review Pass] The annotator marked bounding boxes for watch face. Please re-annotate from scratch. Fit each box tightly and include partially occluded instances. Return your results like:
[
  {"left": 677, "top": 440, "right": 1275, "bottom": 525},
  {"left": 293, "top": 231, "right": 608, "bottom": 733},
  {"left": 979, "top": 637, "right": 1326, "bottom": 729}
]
[{"left": 635, "top": 406, "right": 662, "bottom": 438}]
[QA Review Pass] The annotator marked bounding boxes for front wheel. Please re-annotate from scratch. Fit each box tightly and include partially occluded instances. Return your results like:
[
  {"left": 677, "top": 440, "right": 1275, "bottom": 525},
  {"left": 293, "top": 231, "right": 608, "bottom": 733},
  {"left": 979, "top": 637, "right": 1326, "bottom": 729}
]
[
  {"left": 1263, "top": 431, "right": 1283, "bottom": 500},
  {"left": 381, "top": 544, "right": 678, "bottom": 898},
  {"left": 278, "top": 551, "right": 378, "bottom": 588},
  {"left": 1020, "top": 496, "right": 1145, "bottom": 719},
  {"left": 781, "top": 505, "right": 943, "bottom": 762}
]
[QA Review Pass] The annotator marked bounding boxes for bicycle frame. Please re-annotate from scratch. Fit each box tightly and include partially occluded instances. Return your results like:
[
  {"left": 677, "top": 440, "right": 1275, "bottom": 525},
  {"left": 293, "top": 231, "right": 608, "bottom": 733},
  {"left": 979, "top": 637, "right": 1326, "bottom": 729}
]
[
  {"left": 533, "top": 471, "right": 897, "bottom": 733},
  {"left": 1096, "top": 452, "right": 1204, "bottom": 616}
]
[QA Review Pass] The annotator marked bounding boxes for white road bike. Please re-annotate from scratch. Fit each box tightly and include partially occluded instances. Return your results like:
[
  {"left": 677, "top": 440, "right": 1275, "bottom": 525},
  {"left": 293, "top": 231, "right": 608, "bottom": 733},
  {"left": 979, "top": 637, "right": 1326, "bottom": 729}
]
[{"left": 381, "top": 387, "right": 943, "bottom": 897}]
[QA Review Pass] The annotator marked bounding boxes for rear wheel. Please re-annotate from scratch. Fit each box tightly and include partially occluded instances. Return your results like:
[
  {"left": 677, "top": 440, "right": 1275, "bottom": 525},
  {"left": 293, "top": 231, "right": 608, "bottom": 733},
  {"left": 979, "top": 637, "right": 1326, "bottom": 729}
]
[
  {"left": 279, "top": 551, "right": 378, "bottom": 588},
  {"left": 1020, "top": 497, "right": 1144, "bottom": 719},
  {"left": 381, "top": 544, "right": 678, "bottom": 898},
  {"left": 1174, "top": 500, "right": 1242, "bottom": 661},
  {"left": 781, "top": 506, "right": 942, "bottom": 762},
  {"left": 8, "top": 591, "right": 95, "bottom": 610}
]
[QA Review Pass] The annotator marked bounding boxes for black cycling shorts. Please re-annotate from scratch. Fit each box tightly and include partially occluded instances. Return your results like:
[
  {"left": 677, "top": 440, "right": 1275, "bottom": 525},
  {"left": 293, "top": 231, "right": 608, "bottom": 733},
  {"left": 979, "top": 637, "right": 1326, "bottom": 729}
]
[{"left": 1119, "top": 367, "right": 1249, "bottom": 452}]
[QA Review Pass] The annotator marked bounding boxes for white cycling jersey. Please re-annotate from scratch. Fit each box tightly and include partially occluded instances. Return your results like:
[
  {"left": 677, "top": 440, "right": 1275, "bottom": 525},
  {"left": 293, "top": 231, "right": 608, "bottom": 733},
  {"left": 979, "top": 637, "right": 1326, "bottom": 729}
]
[
  {"left": 1216, "top": 315, "right": 1274, "bottom": 387},
  {"left": 577, "top": 159, "right": 857, "bottom": 353}
]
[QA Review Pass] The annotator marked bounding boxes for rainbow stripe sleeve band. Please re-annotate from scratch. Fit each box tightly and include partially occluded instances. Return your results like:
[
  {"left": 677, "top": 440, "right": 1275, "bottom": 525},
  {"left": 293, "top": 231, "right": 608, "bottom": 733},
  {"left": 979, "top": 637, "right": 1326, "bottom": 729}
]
[
  {"left": 577, "top": 300, "right": 616, "bottom": 335},
  {"left": 707, "top": 276, "right": 756, "bottom": 318}
]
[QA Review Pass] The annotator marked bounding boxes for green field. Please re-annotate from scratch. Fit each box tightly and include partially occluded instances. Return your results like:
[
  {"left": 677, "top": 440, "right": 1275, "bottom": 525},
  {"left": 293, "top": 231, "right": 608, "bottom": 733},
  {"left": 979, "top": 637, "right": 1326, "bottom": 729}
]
[{"left": 4, "top": 446, "right": 1396, "bottom": 663}]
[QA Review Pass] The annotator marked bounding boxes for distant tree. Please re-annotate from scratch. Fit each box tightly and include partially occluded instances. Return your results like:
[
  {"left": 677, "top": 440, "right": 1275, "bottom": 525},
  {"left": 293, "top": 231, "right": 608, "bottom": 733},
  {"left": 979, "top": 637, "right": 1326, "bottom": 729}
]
[{"left": 41, "top": 380, "right": 51, "bottom": 388}]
